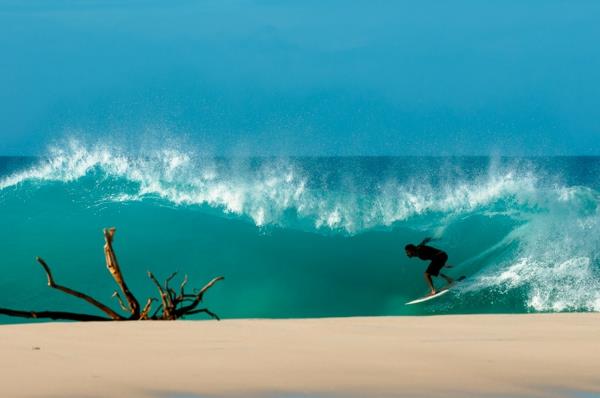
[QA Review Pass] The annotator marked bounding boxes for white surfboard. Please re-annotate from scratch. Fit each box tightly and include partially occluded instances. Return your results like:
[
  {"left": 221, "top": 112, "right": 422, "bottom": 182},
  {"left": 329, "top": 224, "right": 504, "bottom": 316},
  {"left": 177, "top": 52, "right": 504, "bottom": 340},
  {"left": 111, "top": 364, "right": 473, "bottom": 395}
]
[{"left": 405, "top": 276, "right": 465, "bottom": 305}]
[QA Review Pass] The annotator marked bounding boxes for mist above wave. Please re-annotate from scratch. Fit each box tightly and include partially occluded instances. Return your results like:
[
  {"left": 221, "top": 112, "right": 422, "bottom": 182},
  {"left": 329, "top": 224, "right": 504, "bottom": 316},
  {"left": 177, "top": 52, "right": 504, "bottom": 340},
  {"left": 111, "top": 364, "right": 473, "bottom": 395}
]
[{"left": 0, "top": 140, "right": 554, "bottom": 233}]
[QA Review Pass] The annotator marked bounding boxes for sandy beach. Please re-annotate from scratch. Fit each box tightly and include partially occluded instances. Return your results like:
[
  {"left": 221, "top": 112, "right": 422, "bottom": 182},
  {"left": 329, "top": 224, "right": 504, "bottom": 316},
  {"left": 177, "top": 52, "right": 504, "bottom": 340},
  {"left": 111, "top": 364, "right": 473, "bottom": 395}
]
[{"left": 0, "top": 313, "right": 598, "bottom": 398}]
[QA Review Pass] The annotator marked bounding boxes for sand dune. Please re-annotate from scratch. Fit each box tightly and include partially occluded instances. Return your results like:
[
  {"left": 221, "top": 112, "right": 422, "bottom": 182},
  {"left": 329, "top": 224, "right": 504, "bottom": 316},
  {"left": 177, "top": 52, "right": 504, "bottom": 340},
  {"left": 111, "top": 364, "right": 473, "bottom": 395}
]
[{"left": 0, "top": 313, "right": 598, "bottom": 398}]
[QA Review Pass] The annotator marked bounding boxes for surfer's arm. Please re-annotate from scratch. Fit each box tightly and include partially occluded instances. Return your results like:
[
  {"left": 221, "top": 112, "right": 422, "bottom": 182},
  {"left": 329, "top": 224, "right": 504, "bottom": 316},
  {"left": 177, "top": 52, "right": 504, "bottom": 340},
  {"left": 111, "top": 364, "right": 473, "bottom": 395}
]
[{"left": 418, "top": 237, "right": 433, "bottom": 246}]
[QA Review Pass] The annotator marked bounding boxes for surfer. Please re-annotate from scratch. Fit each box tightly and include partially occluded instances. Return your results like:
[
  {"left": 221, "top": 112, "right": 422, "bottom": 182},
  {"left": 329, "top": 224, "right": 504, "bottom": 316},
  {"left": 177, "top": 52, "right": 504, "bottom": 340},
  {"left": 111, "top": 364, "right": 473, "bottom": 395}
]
[{"left": 405, "top": 238, "right": 454, "bottom": 296}]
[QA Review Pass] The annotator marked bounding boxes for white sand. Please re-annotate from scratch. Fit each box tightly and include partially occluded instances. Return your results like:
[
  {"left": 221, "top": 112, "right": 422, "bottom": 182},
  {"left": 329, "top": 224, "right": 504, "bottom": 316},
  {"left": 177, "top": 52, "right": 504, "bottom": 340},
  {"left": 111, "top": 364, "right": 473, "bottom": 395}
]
[{"left": 0, "top": 313, "right": 598, "bottom": 398}]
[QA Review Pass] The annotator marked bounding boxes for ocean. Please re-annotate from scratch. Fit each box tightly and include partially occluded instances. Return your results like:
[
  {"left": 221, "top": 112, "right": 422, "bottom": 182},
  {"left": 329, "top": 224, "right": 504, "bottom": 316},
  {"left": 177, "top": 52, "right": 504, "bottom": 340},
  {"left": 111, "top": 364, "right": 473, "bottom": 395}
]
[{"left": 1, "top": 141, "right": 599, "bottom": 322}]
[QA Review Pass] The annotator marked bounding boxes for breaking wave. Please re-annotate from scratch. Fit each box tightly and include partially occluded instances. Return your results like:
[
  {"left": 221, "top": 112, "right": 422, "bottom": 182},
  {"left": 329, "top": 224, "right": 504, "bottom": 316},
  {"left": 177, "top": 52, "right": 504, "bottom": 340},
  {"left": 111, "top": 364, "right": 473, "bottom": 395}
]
[{"left": 1, "top": 140, "right": 598, "bottom": 317}]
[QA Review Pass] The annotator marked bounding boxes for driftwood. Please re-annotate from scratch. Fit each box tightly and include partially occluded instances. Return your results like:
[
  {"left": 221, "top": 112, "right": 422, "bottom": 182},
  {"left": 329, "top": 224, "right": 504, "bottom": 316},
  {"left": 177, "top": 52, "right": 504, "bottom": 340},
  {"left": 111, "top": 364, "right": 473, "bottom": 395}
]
[{"left": 0, "top": 228, "right": 224, "bottom": 321}]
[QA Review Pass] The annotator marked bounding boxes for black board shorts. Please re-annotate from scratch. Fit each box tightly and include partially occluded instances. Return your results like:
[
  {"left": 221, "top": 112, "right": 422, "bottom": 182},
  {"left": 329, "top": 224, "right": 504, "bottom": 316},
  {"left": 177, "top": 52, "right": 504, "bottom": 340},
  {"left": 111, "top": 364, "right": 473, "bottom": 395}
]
[{"left": 425, "top": 252, "right": 448, "bottom": 276}]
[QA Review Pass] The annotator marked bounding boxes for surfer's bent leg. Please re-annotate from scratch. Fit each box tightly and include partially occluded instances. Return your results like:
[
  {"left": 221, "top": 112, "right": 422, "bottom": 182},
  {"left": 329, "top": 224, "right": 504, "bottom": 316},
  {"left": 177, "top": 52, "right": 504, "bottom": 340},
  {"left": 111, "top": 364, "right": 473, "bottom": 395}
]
[
  {"left": 424, "top": 272, "right": 436, "bottom": 295},
  {"left": 425, "top": 254, "right": 445, "bottom": 277}
]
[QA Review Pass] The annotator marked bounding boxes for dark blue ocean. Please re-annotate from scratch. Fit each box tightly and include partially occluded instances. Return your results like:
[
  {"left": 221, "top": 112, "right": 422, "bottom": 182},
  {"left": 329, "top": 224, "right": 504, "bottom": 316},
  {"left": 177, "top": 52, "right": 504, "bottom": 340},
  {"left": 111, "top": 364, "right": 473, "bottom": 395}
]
[{"left": 1, "top": 142, "right": 599, "bottom": 322}]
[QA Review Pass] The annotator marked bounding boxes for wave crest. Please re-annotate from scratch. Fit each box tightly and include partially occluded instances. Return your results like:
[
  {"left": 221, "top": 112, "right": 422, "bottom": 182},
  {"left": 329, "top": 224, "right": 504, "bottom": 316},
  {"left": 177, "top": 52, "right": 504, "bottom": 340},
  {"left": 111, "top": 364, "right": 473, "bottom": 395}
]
[{"left": 0, "top": 140, "right": 553, "bottom": 233}]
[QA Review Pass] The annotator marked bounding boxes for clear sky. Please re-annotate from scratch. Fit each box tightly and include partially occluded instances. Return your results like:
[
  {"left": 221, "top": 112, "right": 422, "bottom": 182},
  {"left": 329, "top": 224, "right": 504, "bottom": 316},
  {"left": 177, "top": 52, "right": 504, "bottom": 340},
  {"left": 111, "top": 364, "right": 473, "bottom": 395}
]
[{"left": 1, "top": 0, "right": 599, "bottom": 155}]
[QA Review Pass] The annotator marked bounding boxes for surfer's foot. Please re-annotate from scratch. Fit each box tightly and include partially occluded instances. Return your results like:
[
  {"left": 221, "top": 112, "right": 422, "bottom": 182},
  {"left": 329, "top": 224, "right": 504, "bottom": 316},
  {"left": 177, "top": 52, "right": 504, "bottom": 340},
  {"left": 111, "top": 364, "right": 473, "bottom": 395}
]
[{"left": 429, "top": 290, "right": 437, "bottom": 296}]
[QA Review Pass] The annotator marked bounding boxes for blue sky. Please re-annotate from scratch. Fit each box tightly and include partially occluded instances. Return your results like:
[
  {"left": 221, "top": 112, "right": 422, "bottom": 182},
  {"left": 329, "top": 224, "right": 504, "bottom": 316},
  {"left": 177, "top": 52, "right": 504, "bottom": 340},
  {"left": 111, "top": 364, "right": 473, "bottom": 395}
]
[{"left": 1, "top": 0, "right": 599, "bottom": 155}]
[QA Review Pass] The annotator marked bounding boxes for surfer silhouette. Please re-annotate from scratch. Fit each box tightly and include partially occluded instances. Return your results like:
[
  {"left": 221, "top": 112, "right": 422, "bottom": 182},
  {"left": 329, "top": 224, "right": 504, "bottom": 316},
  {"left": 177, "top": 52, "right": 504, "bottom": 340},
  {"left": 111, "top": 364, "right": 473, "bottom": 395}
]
[{"left": 405, "top": 237, "right": 454, "bottom": 296}]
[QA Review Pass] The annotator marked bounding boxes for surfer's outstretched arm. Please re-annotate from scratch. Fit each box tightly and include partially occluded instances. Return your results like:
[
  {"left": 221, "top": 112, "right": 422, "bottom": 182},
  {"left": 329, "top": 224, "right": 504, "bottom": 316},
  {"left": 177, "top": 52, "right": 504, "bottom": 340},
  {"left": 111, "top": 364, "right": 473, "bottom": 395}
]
[{"left": 419, "top": 237, "right": 433, "bottom": 246}]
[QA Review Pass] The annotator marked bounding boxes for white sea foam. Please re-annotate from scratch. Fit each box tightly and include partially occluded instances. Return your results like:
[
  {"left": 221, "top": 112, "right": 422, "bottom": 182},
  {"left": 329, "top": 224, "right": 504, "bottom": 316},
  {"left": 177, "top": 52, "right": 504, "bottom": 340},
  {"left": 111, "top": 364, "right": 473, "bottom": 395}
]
[
  {"left": 0, "top": 140, "right": 585, "bottom": 233},
  {"left": 469, "top": 186, "right": 600, "bottom": 312}
]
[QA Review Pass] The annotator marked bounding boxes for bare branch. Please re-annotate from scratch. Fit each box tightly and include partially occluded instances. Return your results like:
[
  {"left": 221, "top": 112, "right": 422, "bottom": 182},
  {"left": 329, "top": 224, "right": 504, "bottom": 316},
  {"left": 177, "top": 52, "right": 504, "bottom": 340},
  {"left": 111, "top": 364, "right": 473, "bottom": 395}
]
[
  {"left": 103, "top": 228, "right": 140, "bottom": 318},
  {"left": 163, "top": 272, "right": 179, "bottom": 305},
  {"left": 197, "top": 276, "right": 225, "bottom": 299},
  {"left": 36, "top": 256, "right": 56, "bottom": 286},
  {"left": 1, "top": 228, "right": 223, "bottom": 323},
  {"left": 111, "top": 291, "right": 129, "bottom": 313},
  {"left": 140, "top": 298, "right": 157, "bottom": 320},
  {"left": 150, "top": 303, "right": 164, "bottom": 319},
  {"left": 148, "top": 271, "right": 172, "bottom": 319},
  {"left": 184, "top": 308, "right": 221, "bottom": 320},
  {"left": 0, "top": 308, "right": 110, "bottom": 321},
  {"left": 164, "top": 272, "right": 178, "bottom": 288},
  {"left": 176, "top": 276, "right": 224, "bottom": 317},
  {"left": 35, "top": 257, "right": 122, "bottom": 320},
  {"left": 179, "top": 274, "right": 188, "bottom": 297}
]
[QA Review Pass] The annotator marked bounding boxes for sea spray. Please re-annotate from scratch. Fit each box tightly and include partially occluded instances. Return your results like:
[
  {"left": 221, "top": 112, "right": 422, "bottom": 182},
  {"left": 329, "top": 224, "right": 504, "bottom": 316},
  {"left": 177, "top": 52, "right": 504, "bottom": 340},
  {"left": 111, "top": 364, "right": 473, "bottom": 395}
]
[{"left": 1, "top": 141, "right": 547, "bottom": 232}]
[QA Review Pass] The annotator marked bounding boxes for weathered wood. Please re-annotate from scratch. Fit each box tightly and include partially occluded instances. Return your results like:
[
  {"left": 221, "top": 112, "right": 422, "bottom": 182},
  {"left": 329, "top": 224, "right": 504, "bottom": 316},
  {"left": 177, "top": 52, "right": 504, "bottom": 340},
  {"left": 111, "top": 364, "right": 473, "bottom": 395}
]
[
  {"left": 0, "top": 228, "right": 223, "bottom": 322},
  {"left": 148, "top": 271, "right": 173, "bottom": 319},
  {"left": 111, "top": 291, "right": 130, "bottom": 313},
  {"left": 103, "top": 228, "right": 140, "bottom": 318},
  {"left": 185, "top": 308, "right": 220, "bottom": 320},
  {"left": 36, "top": 257, "right": 123, "bottom": 320},
  {"left": 175, "top": 276, "right": 224, "bottom": 317},
  {"left": 139, "top": 298, "right": 156, "bottom": 320},
  {"left": 164, "top": 271, "right": 178, "bottom": 308},
  {"left": 0, "top": 308, "right": 109, "bottom": 321},
  {"left": 179, "top": 274, "right": 188, "bottom": 297}
]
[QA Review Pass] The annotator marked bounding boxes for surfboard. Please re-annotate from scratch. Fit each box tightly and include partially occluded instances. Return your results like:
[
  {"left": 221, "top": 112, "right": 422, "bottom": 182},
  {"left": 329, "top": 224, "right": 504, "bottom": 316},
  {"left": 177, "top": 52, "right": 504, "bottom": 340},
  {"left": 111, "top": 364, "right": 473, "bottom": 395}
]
[{"left": 405, "top": 276, "right": 466, "bottom": 305}]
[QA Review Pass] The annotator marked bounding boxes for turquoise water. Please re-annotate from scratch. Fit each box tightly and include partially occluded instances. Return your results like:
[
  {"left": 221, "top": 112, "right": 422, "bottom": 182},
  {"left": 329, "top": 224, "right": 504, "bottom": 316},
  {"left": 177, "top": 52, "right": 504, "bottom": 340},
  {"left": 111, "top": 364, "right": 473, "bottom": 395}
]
[{"left": 1, "top": 142, "right": 599, "bottom": 322}]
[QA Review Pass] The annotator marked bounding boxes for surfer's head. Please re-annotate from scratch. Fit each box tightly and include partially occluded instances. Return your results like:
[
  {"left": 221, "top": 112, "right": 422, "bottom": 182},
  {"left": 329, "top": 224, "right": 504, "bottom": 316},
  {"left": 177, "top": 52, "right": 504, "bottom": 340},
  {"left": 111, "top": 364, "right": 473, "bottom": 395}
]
[{"left": 405, "top": 244, "right": 417, "bottom": 257}]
